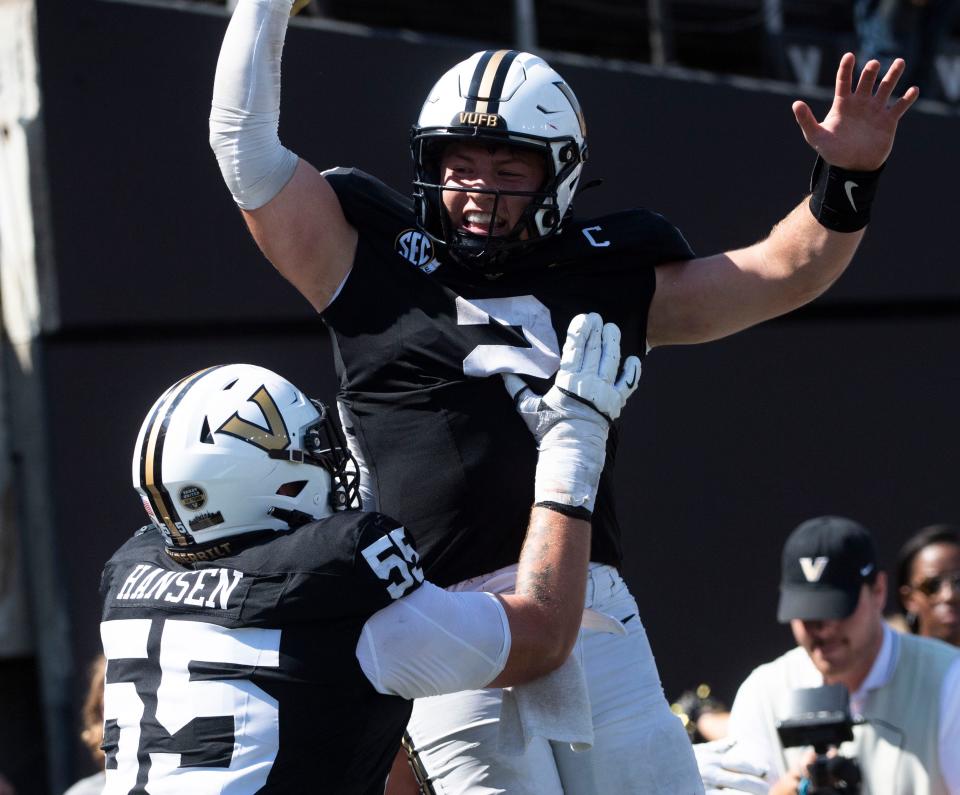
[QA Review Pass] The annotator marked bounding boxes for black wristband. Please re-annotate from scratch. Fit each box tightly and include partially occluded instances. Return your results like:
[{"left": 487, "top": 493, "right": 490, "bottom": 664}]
[
  {"left": 534, "top": 501, "right": 592, "bottom": 521},
  {"left": 808, "top": 155, "right": 884, "bottom": 233}
]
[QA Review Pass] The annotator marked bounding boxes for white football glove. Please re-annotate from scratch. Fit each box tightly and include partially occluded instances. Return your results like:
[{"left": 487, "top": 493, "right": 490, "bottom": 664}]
[
  {"left": 694, "top": 738, "right": 770, "bottom": 795},
  {"left": 503, "top": 313, "right": 640, "bottom": 514}
]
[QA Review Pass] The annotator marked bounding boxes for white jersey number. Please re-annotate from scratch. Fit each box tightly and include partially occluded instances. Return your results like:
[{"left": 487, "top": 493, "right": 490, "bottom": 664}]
[
  {"left": 101, "top": 618, "right": 281, "bottom": 794},
  {"left": 456, "top": 296, "right": 561, "bottom": 378},
  {"left": 361, "top": 527, "right": 425, "bottom": 600}
]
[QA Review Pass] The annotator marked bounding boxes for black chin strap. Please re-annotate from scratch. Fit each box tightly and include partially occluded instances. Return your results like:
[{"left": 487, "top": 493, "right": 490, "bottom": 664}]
[
  {"left": 268, "top": 449, "right": 323, "bottom": 466},
  {"left": 267, "top": 506, "right": 317, "bottom": 529}
]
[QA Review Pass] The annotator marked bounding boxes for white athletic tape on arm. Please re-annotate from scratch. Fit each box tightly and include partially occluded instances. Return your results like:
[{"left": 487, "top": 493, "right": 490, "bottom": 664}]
[
  {"left": 532, "top": 413, "right": 609, "bottom": 510},
  {"left": 356, "top": 582, "right": 511, "bottom": 700},
  {"left": 209, "top": 0, "right": 299, "bottom": 209}
]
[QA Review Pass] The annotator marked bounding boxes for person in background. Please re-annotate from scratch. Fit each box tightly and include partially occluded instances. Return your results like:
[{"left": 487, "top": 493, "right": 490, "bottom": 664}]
[
  {"left": 897, "top": 524, "right": 960, "bottom": 647},
  {"left": 725, "top": 516, "right": 960, "bottom": 795},
  {"left": 671, "top": 683, "right": 730, "bottom": 743},
  {"left": 62, "top": 656, "right": 106, "bottom": 795}
]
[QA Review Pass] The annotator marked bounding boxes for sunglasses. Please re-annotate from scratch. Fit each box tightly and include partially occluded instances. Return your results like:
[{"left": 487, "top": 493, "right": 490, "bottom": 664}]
[{"left": 913, "top": 572, "right": 960, "bottom": 597}]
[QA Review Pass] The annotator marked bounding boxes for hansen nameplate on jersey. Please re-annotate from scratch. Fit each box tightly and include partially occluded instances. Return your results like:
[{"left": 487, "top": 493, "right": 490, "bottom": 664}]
[{"left": 110, "top": 563, "right": 246, "bottom": 610}]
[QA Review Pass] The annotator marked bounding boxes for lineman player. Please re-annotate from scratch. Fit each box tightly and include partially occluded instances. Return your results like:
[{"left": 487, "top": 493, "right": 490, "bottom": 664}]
[
  {"left": 101, "top": 313, "right": 638, "bottom": 794},
  {"left": 209, "top": 1, "right": 918, "bottom": 791}
]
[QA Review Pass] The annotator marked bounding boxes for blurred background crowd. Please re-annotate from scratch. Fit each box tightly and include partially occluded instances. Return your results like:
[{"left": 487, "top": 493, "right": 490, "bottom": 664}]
[{"left": 207, "top": 0, "right": 960, "bottom": 102}]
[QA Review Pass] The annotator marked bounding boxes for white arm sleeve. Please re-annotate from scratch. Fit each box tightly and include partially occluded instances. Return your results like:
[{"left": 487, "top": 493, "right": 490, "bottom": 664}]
[
  {"left": 356, "top": 581, "right": 511, "bottom": 700},
  {"left": 209, "top": 0, "right": 299, "bottom": 209}
]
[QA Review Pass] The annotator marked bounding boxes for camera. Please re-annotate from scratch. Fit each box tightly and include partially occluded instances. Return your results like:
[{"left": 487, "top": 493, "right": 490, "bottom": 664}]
[{"left": 776, "top": 684, "right": 862, "bottom": 794}]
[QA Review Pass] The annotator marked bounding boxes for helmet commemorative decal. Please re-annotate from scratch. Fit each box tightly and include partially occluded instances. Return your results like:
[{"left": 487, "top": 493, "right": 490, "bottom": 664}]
[
  {"left": 179, "top": 484, "right": 207, "bottom": 510},
  {"left": 189, "top": 511, "right": 226, "bottom": 533}
]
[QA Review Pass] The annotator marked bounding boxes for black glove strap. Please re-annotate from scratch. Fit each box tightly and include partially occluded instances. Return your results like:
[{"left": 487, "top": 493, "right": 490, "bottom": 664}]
[
  {"left": 808, "top": 155, "right": 884, "bottom": 233},
  {"left": 535, "top": 501, "right": 593, "bottom": 521}
]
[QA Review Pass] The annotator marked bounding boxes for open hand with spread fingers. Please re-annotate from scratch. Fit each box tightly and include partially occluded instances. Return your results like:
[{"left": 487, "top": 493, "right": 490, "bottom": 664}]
[
  {"left": 793, "top": 53, "right": 919, "bottom": 171},
  {"left": 503, "top": 312, "right": 640, "bottom": 515}
]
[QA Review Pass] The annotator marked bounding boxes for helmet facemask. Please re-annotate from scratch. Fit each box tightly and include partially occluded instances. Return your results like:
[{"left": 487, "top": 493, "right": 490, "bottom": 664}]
[
  {"left": 411, "top": 51, "right": 587, "bottom": 274},
  {"left": 298, "top": 399, "right": 361, "bottom": 512}
]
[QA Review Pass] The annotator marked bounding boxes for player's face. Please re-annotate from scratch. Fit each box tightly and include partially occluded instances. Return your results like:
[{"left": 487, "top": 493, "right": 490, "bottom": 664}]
[
  {"left": 790, "top": 574, "right": 887, "bottom": 689},
  {"left": 901, "top": 542, "right": 960, "bottom": 646},
  {"left": 439, "top": 143, "right": 546, "bottom": 238}
]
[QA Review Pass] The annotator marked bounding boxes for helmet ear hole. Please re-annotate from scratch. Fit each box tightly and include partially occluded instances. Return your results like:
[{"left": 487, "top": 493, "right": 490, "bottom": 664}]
[{"left": 277, "top": 480, "right": 308, "bottom": 497}]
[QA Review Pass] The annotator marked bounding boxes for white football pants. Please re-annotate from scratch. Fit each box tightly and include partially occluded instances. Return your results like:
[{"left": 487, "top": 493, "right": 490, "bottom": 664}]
[{"left": 406, "top": 563, "right": 705, "bottom": 794}]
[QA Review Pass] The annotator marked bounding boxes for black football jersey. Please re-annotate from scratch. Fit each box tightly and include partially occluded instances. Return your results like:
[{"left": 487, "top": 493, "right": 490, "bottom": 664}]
[
  {"left": 99, "top": 515, "right": 424, "bottom": 795},
  {"left": 322, "top": 168, "right": 695, "bottom": 587}
]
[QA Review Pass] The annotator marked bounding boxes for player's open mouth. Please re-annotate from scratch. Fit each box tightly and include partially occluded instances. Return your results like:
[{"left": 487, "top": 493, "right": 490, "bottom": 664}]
[{"left": 462, "top": 211, "right": 507, "bottom": 235}]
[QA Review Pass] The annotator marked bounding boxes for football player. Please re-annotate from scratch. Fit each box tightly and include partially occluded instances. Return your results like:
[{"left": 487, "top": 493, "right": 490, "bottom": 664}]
[
  {"left": 100, "top": 313, "right": 638, "bottom": 794},
  {"left": 208, "top": 2, "right": 918, "bottom": 791}
]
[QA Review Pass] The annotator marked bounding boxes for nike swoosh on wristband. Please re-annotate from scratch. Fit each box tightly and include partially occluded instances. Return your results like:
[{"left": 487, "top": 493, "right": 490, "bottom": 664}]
[{"left": 844, "top": 180, "right": 859, "bottom": 211}]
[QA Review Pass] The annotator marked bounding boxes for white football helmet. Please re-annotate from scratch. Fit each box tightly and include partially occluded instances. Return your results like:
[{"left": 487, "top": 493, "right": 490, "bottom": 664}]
[
  {"left": 411, "top": 49, "right": 588, "bottom": 271},
  {"left": 132, "top": 364, "right": 359, "bottom": 548}
]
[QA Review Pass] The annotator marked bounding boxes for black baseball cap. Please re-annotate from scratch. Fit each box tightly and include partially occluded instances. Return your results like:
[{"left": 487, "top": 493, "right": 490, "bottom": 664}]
[{"left": 777, "top": 516, "right": 879, "bottom": 623}]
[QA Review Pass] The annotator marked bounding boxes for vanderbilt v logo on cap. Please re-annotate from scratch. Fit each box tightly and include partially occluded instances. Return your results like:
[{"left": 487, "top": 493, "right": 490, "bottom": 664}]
[
  {"left": 799, "top": 556, "right": 829, "bottom": 582},
  {"left": 777, "top": 516, "right": 879, "bottom": 623}
]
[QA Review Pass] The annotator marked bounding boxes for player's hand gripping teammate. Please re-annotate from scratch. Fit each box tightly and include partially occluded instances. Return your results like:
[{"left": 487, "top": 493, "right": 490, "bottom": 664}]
[
  {"left": 463, "top": 312, "right": 640, "bottom": 687},
  {"left": 387, "top": 314, "right": 639, "bottom": 794},
  {"left": 370, "top": 311, "right": 643, "bottom": 697},
  {"left": 504, "top": 312, "right": 640, "bottom": 518}
]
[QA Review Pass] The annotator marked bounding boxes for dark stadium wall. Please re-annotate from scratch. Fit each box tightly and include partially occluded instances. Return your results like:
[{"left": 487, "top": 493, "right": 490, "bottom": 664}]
[
  {"left": 30, "top": 0, "right": 960, "bottom": 779},
  {"left": 35, "top": 0, "right": 960, "bottom": 331}
]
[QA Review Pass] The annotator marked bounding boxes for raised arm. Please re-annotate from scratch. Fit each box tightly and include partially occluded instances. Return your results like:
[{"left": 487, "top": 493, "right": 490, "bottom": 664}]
[
  {"left": 647, "top": 53, "right": 919, "bottom": 347},
  {"left": 209, "top": 0, "right": 355, "bottom": 311}
]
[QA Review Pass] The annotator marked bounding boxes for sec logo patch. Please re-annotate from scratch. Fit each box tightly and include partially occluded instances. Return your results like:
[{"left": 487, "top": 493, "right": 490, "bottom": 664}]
[{"left": 395, "top": 229, "right": 440, "bottom": 274}]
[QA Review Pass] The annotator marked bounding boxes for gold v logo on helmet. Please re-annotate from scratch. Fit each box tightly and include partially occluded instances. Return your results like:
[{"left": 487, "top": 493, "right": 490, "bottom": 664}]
[{"left": 216, "top": 386, "right": 291, "bottom": 451}]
